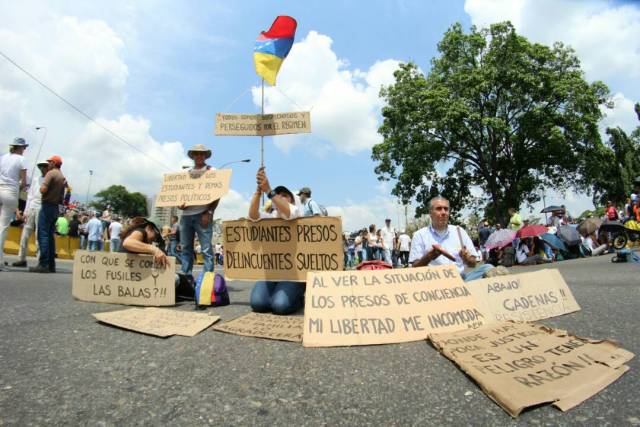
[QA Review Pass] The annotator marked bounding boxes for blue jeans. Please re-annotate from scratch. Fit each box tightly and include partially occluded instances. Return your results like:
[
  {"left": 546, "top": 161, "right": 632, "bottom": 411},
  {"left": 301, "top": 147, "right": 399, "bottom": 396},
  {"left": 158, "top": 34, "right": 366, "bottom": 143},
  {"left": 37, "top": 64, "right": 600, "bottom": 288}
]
[
  {"left": 180, "top": 213, "right": 213, "bottom": 275},
  {"left": 37, "top": 203, "right": 58, "bottom": 270},
  {"left": 462, "top": 264, "right": 496, "bottom": 282},
  {"left": 250, "top": 281, "right": 305, "bottom": 315},
  {"left": 168, "top": 239, "right": 178, "bottom": 257},
  {"left": 88, "top": 240, "right": 101, "bottom": 252},
  {"left": 110, "top": 238, "right": 121, "bottom": 253}
]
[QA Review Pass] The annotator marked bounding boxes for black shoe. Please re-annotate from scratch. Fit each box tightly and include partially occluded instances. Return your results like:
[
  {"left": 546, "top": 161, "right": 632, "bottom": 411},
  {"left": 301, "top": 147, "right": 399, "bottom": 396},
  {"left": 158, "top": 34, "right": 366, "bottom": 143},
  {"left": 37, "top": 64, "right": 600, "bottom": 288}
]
[
  {"left": 28, "top": 265, "right": 50, "bottom": 273},
  {"left": 12, "top": 260, "right": 27, "bottom": 267}
]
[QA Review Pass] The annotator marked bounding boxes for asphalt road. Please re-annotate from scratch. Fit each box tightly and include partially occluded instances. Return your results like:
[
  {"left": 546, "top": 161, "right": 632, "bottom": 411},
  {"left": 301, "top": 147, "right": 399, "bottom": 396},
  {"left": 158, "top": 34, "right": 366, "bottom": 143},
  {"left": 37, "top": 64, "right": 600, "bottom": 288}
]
[{"left": 0, "top": 254, "right": 638, "bottom": 426}]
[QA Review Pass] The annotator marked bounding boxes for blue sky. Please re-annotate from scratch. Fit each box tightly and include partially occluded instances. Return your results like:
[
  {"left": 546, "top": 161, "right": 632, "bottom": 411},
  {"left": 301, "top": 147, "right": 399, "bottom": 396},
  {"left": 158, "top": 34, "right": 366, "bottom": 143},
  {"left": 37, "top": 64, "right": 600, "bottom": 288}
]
[{"left": 1, "top": 0, "right": 639, "bottom": 230}]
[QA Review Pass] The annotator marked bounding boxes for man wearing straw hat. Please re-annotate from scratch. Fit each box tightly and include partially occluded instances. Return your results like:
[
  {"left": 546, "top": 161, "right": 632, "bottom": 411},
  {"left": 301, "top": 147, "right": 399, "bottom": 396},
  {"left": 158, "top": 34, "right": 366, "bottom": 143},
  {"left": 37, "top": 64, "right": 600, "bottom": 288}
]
[
  {"left": 178, "top": 144, "right": 218, "bottom": 276},
  {"left": 0, "top": 137, "right": 28, "bottom": 271},
  {"left": 12, "top": 161, "right": 49, "bottom": 268}
]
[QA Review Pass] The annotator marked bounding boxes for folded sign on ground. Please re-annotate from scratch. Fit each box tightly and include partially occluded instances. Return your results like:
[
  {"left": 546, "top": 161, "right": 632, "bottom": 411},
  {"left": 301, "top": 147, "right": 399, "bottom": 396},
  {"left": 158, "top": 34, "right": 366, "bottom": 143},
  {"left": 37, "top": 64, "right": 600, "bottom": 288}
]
[
  {"left": 213, "top": 312, "right": 303, "bottom": 342},
  {"left": 93, "top": 308, "right": 220, "bottom": 337},
  {"left": 303, "top": 265, "right": 486, "bottom": 347},
  {"left": 468, "top": 269, "right": 581, "bottom": 322},
  {"left": 72, "top": 250, "right": 175, "bottom": 306},
  {"left": 430, "top": 322, "right": 634, "bottom": 417},
  {"left": 223, "top": 216, "right": 343, "bottom": 282}
]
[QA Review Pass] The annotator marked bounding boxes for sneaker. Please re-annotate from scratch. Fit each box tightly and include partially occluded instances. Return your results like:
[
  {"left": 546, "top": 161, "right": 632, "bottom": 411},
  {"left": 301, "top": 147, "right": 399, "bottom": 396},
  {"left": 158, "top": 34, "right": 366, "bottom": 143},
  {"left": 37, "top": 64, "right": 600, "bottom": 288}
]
[
  {"left": 483, "top": 265, "right": 510, "bottom": 278},
  {"left": 28, "top": 265, "right": 50, "bottom": 273},
  {"left": 12, "top": 260, "right": 27, "bottom": 267}
]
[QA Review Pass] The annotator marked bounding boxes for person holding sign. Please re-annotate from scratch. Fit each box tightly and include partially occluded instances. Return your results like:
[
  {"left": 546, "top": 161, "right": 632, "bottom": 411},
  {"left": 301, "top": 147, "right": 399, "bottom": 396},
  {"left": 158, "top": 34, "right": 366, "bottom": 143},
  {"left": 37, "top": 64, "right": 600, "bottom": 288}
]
[
  {"left": 248, "top": 167, "right": 303, "bottom": 314},
  {"left": 178, "top": 144, "right": 219, "bottom": 277},
  {"left": 409, "top": 196, "right": 503, "bottom": 281}
]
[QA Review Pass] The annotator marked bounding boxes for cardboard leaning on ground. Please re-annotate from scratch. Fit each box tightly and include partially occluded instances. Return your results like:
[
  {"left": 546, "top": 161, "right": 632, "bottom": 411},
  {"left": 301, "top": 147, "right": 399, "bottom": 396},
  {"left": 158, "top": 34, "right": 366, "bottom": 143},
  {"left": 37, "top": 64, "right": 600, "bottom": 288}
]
[
  {"left": 72, "top": 250, "right": 175, "bottom": 306},
  {"left": 468, "top": 269, "right": 581, "bottom": 322},
  {"left": 223, "top": 216, "right": 343, "bottom": 282},
  {"left": 303, "top": 265, "right": 485, "bottom": 347},
  {"left": 155, "top": 168, "right": 231, "bottom": 208},
  {"left": 430, "top": 322, "right": 634, "bottom": 417}
]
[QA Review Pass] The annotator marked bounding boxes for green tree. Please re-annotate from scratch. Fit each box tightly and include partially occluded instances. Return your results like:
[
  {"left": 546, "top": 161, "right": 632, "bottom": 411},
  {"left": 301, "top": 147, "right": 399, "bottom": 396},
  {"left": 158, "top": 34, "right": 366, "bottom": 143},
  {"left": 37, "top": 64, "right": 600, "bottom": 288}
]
[
  {"left": 91, "top": 185, "right": 148, "bottom": 217},
  {"left": 373, "top": 22, "right": 610, "bottom": 225},
  {"left": 588, "top": 103, "right": 640, "bottom": 206}
]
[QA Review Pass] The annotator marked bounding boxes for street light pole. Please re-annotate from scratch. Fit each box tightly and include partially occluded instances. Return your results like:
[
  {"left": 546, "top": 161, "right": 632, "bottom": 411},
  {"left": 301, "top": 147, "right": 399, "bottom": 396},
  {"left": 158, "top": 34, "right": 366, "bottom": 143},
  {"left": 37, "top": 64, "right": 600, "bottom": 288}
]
[
  {"left": 218, "top": 158, "right": 251, "bottom": 169},
  {"left": 86, "top": 170, "right": 93, "bottom": 205},
  {"left": 30, "top": 126, "right": 47, "bottom": 186}
]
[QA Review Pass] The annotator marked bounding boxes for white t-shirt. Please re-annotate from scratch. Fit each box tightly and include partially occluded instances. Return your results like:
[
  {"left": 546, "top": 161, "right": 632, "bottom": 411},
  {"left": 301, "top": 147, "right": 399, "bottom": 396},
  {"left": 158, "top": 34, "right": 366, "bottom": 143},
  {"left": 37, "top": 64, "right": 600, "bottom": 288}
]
[
  {"left": 516, "top": 243, "right": 530, "bottom": 264},
  {"left": 399, "top": 234, "right": 411, "bottom": 251},
  {"left": 109, "top": 221, "right": 123, "bottom": 240},
  {"left": 0, "top": 153, "right": 27, "bottom": 188},
  {"left": 182, "top": 165, "right": 213, "bottom": 216},
  {"left": 259, "top": 203, "right": 300, "bottom": 220},
  {"left": 380, "top": 225, "right": 395, "bottom": 248},
  {"left": 25, "top": 175, "right": 45, "bottom": 212}
]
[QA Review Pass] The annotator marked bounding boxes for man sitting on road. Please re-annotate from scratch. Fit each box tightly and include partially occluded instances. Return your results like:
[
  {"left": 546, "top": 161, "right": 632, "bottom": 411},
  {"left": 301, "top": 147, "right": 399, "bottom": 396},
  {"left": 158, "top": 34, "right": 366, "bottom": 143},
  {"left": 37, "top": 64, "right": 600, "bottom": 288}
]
[{"left": 409, "top": 196, "right": 505, "bottom": 281}]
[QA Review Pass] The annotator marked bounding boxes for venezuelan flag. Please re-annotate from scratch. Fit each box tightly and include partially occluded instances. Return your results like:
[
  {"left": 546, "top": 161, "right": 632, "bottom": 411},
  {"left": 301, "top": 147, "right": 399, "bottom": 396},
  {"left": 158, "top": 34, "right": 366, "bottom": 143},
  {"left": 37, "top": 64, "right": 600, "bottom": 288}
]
[{"left": 254, "top": 16, "right": 297, "bottom": 86}]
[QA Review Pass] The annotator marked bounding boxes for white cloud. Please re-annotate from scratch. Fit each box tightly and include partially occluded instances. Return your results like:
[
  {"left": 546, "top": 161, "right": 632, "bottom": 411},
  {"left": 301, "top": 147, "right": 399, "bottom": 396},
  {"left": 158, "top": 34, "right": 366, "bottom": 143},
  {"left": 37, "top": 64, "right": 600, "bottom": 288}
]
[
  {"left": 600, "top": 92, "right": 638, "bottom": 135},
  {"left": 0, "top": 9, "right": 194, "bottom": 207},
  {"left": 464, "top": 0, "right": 640, "bottom": 83},
  {"left": 251, "top": 31, "right": 400, "bottom": 155}
]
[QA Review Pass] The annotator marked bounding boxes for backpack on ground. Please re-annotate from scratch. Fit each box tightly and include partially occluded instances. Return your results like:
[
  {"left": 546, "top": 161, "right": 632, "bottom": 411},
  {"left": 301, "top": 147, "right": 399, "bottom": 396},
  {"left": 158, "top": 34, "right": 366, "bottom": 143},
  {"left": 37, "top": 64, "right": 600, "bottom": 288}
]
[{"left": 194, "top": 272, "right": 230, "bottom": 307}]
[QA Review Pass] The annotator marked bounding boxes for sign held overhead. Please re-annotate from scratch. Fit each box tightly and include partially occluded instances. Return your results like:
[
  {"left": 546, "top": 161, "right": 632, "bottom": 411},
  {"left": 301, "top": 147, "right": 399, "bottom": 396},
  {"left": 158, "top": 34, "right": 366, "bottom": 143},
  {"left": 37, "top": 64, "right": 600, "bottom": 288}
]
[
  {"left": 155, "top": 168, "right": 231, "bottom": 208},
  {"left": 215, "top": 112, "right": 311, "bottom": 136}
]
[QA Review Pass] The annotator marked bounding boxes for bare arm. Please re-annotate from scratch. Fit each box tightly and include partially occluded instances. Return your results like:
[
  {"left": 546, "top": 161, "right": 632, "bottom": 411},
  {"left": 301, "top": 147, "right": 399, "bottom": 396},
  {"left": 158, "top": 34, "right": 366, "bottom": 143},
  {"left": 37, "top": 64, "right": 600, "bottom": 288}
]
[
  {"left": 19, "top": 169, "right": 27, "bottom": 191},
  {"left": 122, "top": 230, "right": 168, "bottom": 267},
  {"left": 248, "top": 188, "right": 262, "bottom": 220}
]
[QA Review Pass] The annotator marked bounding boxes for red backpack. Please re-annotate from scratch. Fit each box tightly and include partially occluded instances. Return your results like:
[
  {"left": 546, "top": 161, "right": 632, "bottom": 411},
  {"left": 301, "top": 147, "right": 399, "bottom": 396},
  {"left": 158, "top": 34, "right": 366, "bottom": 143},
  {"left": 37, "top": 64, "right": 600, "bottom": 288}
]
[{"left": 356, "top": 260, "right": 393, "bottom": 270}]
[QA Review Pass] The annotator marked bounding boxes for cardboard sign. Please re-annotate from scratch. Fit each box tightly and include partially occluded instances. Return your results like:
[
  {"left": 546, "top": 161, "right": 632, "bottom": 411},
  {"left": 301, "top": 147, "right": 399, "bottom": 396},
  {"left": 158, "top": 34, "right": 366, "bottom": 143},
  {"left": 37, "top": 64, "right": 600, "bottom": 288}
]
[
  {"left": 223, "top": 216, "right": 343, "bottom": 282},
  {"left": 155, "top": 168, "right": 231, "bottom": 208},
  {"left": 430, "top": 322, "right": 634, "bottom": 417},
  {"left": 93, "top": 308, "right": 220, "bottom": 337},
  {"left": 468, "top": 269, "right": 581, "bottom": 322},
  {"left": 303, "top": 265, "right": 487, "bottom": 347},
  {"left": 72, "top": 250, "right": 175, "bottom": 306},
  {"left": 214, "top": 112, "right": 311, "bottom": 136},
  {"left": 213, "top": 312, "right": 303, "bottom": 342}
]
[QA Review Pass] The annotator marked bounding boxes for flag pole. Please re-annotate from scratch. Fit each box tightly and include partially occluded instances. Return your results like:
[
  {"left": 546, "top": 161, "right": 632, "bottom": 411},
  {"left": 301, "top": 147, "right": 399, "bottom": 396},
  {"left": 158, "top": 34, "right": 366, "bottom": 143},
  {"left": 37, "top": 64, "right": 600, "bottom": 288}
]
[
  {"left": 260, "top": 78, "right": 265, "bottom": 205},
  {"left": 260, "top": 78, "right": 265, "bottom": 168}
]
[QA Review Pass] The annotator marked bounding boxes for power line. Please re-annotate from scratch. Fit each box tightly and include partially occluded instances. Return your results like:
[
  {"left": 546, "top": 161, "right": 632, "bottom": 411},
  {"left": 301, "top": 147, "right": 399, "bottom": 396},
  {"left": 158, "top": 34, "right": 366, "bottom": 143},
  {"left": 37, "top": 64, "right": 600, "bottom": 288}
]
[{"left": 0, "top": 49, "right": 173, "bottom": 171}]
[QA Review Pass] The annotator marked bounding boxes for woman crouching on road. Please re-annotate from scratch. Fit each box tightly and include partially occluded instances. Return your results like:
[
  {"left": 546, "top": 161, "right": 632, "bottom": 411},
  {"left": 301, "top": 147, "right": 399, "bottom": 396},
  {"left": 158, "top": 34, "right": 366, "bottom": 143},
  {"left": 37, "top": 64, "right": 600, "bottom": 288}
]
[
  {"left": 248, "top": 167, "right": 303, "bottom": 315},
  {"left": 120, "top": 217, "right": 195, "bottom": 299},
  {"left": 120, "top": 217, "right": 168, "bottom": 266}
]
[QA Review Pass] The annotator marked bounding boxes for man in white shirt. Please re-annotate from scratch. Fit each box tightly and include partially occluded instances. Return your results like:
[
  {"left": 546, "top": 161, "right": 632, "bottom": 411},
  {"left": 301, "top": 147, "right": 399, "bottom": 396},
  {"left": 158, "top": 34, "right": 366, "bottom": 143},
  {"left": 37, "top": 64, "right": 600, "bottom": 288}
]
[
  {"left": 13, "top": 161, "right": 49, "bottom": 267},
  {"left": 108, "top": 217, "right": 123, "bottom": 252},
  {"left": 409, "top": 196, "right": 502, "bottom": 281},
  {"left": 380, "top": 218, "right": 395, "bottom": 264},
  {"left": 0, "top": 137, "right": 28, "bottom": 271},
  {"left": 86, "top": 211, "right": 103, "bottom": 252},
  {"left": 398, "top": 230, "right": 411, "bottom": 267}
]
